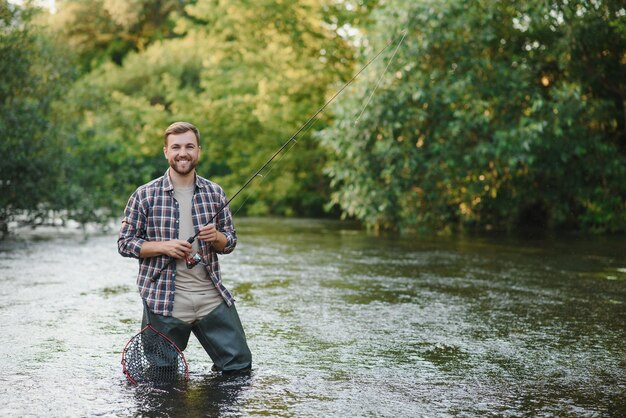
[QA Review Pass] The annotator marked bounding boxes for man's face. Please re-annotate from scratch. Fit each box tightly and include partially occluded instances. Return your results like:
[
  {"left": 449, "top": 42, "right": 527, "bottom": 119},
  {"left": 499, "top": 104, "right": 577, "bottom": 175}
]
[{"left": 163, "top": 130, "right": 201, "bottom": 176}]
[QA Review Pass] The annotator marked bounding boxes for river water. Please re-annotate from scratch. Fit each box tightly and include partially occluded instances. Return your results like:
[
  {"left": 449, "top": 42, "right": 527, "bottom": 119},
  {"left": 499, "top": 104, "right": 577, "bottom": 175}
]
[{"left": 0, "top": 218, "right": 624, "bottom": 417}]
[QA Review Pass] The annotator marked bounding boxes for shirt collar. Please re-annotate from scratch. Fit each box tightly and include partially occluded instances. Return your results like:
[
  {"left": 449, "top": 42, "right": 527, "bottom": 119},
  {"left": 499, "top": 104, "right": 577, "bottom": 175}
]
[{"left": 162, "top": 168, "right": 205, "bottom": 192}]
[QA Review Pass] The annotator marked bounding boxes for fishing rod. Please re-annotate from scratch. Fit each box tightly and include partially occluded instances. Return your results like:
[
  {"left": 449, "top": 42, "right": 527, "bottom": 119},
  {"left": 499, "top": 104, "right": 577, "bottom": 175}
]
[{"left": 151, "top": 29, "right": 408, "bottom": 282}]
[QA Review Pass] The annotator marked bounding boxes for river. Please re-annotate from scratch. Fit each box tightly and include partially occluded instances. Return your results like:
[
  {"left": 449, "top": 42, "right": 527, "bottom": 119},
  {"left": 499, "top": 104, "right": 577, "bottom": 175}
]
[{"left": 0, "top": 218, "right": 624, "bottom": 417}]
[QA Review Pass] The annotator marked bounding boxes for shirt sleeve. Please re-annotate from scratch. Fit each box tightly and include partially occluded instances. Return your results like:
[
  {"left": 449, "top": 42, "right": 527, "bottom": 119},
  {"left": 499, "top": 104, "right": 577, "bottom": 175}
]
[
  {"left": 216, "top": 188, "right": 237, "bottom": 255},
  {"left": 117, "top": 189, "right": 147, "bottom": 259}
]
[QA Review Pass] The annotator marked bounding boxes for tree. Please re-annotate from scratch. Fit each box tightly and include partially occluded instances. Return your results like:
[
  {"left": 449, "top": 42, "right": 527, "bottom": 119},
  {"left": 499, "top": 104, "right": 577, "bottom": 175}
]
[
  {"left": 49, "top": 0, "right": 185, "bottom": 72},
  {"left": 0, "top": 1, "right": 75, "bottom": 234},
  {"left": 57, "top": 0, "right": 361, "bottom": 219},
  {"left": 321, "top": 0, "right": 625, "bottom": 233}
]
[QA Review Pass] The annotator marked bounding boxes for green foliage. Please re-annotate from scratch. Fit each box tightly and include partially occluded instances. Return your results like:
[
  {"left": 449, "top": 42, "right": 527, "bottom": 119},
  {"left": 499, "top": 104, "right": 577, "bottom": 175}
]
[
  {"left": 56, "top": 0, "right": 357, "bottom": 219},
  {"left": 0, "top": 1, "right": 76, "bottom": 233},
  {"left": 2, "top": 0, "right": 624, "bottom": 236},
  {"left": 50, "top": 0, "right": 184, "bottom": 72},
  {"left": 321, "top": 0, "right": 626, "bottom": 233}
]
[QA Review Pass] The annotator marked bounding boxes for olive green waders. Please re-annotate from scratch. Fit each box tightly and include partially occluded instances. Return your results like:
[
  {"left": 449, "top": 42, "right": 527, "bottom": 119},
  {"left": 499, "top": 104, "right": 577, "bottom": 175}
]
[{"left": 142, "top": 302, "right": 252, "bottom": 372}]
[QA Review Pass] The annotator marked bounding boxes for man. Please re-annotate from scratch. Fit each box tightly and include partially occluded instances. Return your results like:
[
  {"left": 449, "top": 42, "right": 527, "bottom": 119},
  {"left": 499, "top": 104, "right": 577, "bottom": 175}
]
[{"left": 118, "top": 121, "right": 252, "bottom": 374}]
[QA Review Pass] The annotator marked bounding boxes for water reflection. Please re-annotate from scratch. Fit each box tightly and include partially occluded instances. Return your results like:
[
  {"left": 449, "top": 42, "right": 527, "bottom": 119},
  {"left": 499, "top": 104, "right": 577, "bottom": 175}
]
[{"left": 132, "top": 373, "right": 252, "bottom": 417}]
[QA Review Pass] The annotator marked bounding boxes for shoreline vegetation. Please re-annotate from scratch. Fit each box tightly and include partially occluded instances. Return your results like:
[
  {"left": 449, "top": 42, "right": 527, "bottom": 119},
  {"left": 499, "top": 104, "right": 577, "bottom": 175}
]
[
  {"left": 2, "top": 1, "right": 624, "bottom": 237},
  {"left": 2, "top": 213, "right": 625, "bottom": 245}
]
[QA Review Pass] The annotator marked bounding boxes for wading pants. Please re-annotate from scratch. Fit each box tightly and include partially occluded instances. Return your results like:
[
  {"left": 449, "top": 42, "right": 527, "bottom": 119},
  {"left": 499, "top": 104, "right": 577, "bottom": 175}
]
[{"left": 142, "top": 302, "right": 252, "bottom": 372}]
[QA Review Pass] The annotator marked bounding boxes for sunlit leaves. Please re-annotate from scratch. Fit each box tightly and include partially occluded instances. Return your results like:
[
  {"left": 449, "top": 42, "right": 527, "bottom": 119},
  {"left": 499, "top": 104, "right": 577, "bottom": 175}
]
[
  {"left": 322, "top": 0, "right": 625, "bottom": 233},
  {"left": 55, "top": 0, "right": 358, "bottom": 219}
]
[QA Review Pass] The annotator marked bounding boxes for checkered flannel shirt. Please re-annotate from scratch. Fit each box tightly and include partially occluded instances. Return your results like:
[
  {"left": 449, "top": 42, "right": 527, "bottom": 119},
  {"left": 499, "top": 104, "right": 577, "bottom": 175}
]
[{"left": 118, "top": 169, "right": 237, "bottom": 316}]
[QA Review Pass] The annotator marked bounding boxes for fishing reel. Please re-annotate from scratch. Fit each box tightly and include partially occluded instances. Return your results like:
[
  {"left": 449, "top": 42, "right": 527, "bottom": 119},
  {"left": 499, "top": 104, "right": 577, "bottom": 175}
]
[{"left": 185, "top": 253, "right": 206, "bottom": 269}]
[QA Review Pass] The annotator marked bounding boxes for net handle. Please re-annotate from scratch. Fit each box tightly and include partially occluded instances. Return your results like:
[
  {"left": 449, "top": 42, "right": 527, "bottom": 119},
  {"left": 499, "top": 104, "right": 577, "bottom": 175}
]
[{"left": 142, "top": 299, "right": 152, "bottom": 326}]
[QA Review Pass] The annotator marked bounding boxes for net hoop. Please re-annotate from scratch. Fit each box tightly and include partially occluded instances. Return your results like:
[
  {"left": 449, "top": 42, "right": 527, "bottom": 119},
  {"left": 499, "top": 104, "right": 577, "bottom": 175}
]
[{"left": 121, "top": 324, "right": 189, "bottom": 385}]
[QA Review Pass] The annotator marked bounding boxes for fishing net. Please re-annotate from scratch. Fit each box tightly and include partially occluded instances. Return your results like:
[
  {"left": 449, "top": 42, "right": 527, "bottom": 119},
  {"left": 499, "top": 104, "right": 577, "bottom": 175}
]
[{"left": 122, "top": 324, "right": 189, "bottom": 385}]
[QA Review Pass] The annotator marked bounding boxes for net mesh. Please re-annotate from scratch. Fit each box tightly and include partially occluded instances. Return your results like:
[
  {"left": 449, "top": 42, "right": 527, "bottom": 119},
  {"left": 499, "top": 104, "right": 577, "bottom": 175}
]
[{"left": 122, "top": 324, "right": 188, "bottom": 385}]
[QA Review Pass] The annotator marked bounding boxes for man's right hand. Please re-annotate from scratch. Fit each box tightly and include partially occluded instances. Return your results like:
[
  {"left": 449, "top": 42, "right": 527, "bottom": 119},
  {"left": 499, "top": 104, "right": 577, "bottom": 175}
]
[{"left": 139, "top": 240, "right": 192, "bottom": 259}]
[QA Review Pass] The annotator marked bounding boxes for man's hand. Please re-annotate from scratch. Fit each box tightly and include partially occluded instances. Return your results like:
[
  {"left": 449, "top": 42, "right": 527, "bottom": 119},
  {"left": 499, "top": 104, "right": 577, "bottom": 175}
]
[
  {"left": 198, "top": 224, "right": 227, "bottom": 251},
  {"left": 161, "top": 240, "right": 193, "bottom": 259},
  {"left": 198, "top": 224, "right": 218, "bottom": 243},
  {"left": 140, "top": 240, "right": 192, "bottom": 259}
]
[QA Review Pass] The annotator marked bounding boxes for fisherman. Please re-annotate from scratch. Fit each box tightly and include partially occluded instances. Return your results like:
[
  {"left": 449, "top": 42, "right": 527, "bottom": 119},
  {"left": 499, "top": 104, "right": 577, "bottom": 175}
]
[{"left": 118, "top": 121, "right": 252, "bottom": 374}]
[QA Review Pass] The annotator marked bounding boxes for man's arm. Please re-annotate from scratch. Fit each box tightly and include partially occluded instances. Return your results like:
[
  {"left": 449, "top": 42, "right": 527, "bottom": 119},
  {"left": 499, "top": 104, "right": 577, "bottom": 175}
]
[
  {"left": 118, "top": 189, "right": 192, "bottom": 260},
  {"left": 118, "top": 191, "right": 146, "bottom": 259}
]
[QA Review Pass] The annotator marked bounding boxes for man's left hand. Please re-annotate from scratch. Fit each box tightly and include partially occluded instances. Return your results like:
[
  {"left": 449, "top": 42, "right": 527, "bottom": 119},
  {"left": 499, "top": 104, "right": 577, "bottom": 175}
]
[{"left": 198, "top": 224, "right": 219, "bottom": 243}]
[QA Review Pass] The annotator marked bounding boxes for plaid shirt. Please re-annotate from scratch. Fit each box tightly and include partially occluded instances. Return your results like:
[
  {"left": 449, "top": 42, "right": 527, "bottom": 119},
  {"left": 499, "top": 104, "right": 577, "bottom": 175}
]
[{"left": 118, "top": 169, "right": 237, "bottom": 316}]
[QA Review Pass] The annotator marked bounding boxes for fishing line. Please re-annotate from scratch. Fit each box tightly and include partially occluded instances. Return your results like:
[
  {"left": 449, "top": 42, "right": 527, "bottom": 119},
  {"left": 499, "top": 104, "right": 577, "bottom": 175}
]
[
  {"left": 151, "top": 29, "right": 408, "bottom": 282},
  {"left": 354, "top": 29, "right": 408, "bottom": 125},
  {"left": 230, "top": 98, "right": 331, "bottom": 217},
  {"left": 231, "top": 137, "right": 300, "bottom": 217},
  {"left": 232, "top": 29, "right": 408, "bottom": 216}
]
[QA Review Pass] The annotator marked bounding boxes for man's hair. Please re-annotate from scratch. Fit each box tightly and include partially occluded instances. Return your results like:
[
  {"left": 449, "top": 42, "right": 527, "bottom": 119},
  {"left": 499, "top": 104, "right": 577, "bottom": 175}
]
[{"left": 164, "top": 121, "right": 201, "bottom": 147}]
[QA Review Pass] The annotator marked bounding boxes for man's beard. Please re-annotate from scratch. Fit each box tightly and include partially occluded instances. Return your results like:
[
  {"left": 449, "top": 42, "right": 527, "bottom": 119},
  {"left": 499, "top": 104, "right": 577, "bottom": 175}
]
[{"left": 169, "top": 158, "right": 197, "bottom": 175}]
